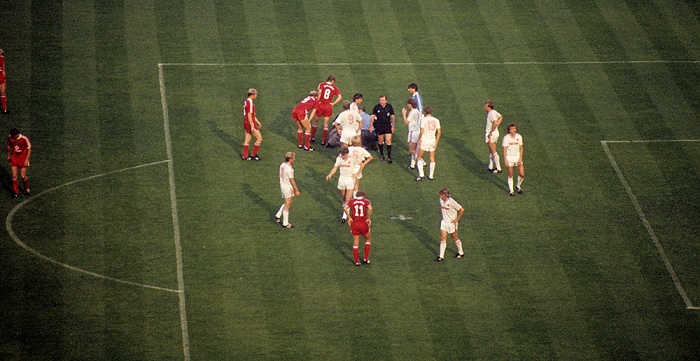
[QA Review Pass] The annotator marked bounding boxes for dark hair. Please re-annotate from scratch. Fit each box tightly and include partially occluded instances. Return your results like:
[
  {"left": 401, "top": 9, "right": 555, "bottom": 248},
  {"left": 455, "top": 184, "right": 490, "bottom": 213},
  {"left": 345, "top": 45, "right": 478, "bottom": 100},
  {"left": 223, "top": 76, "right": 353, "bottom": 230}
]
[
  {"left": 342, "top": 100, "right": 351, "bottom": 110},
  {"left": 353, "top": 93, "right": 363, "bottom": 101},
  {"left": 439, "top": 188, "right": 450, "bottom": 196},
  {"left": 507, "top": 123, "right": 517, "bottom": 132},
  {"left": 339, "top": 146, "right": 349, "bottom": 155},
  {"left": 359, "top": 105, "right": 366, "bottom": 112},
  {"left": 327, "top": 75, "right": 336, "bottom": 82},
  {"left": 356, "top": 190, "right": 366, "bottom": 197},
  {"left": 408, "top": 83, "right": 418, "bottom": 91},
  {"left": 485, "top": 100, "right": 494, "bottom": 109},
  {"left": 9, "top": 128, "right": 20, "bottom": 137},
  {"left": 424, "top": 105, "right": 433, "bottom": 115},
  {"left": 407, "top": 98, "right": 417, "bottom": 107}
]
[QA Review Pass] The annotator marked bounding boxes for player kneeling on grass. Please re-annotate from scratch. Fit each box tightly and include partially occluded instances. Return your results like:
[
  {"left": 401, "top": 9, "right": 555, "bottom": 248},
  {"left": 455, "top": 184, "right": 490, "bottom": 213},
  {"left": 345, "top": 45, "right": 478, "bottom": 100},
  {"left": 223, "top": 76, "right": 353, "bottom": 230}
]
[
  {"left": 502, "top": 123, "right": 524, "bottom": 197},
  {"left": 344, "top": 190, "right": 372, "bottom": 266},
  {"left": 436, "top": 188, "right": 465, "bottom": 262},
  {"left": 275, "top": 152, "right": 300, "bottom": 228}
]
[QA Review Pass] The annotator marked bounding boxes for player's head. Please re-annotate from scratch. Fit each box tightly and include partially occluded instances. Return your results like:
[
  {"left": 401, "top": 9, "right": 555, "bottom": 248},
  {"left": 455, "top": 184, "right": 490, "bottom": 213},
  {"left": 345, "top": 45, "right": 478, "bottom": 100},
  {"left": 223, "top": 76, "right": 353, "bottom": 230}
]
[
  {"left": 507, "top": 123, "right": 517, "bottom": 133},
  {"left": 379, "top": 95, "right": 387, "bottom": 106},
  {"left": 0, "top": 48, "right": 3, "bottom": 55},
  {"left": 285, "top": 151, "right": 295, "bottom": 162},
  {"left": 359, "top": 105, "right": 367, "bottom": 113},
  {"left": 484, "top": 100, "right": 494, "bottom": 110},
  {"left": 408, "top": 83, "right": 418, "bottom": 93},
  {"left": 439, "top": 188, "right": 450, "bottom": 197},
  {"left": 339, "top": 146, "right": 349, "bottom": 158},
  {"left": 407, "top": 98, "right": 417, "bottom": 109},
  {"left": 350, "top": 135, "right": 361, "bottom": 146},
  {"left": 355, "top": 190, "right": 366, "bottom": 198},
  {"left": 424, "top": 105, "right": 433, "bottom": 115},
  {"left": 342, "top": 100, "right": 351, "bottom": 110},
  {"left": 247, "top": 88, "right": 258, "bottom": 98},
  {"left": 327, "top": 75, "right": 336, "bottom": 82},
  {"left": 309, "top": 90, "right": 318, "bottom": 98},
  {"left": 353, "top": 93, "right": 363, "bottom": 102},
  {"left": 9, "top": 128, "right": 20, "bottom": 138}
]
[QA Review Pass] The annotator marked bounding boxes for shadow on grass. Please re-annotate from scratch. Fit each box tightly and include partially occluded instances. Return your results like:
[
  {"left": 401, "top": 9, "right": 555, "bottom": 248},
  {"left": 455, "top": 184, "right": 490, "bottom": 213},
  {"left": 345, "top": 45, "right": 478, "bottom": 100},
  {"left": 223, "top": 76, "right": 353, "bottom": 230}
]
[{"left": 442, "top": 135, "right": 509, "bottom": 193}]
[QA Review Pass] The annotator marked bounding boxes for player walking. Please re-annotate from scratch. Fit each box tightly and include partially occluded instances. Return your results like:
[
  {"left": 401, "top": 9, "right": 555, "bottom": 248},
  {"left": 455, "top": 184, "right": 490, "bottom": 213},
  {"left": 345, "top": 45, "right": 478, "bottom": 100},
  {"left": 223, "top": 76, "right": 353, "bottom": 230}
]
[
  {"left": 344, "top": 190, "right": 373, "bottom": 266},
  {"left": 275, "top": 152, "right": 301, "bottom": 228},
  {"left": 484, "top": 100, "right": 502, "bottom": 173},
  {"left": 7, "top": 128, "right": 30, "bottom": 198},
  {"left": 502, "top": 123, "right": 525, "bottom": 196},
  {"left": 326, "top": 147, "right": 365, "bottom": 223},
  {"left": 313, "top": 75, "right": 342, "bottom": 145},
  {"left": 348, "top": 135, "right": 372, "bottom": 198},
  {"left": 435, "top": 188, "right": 465, "bottom": 262},
  {"left": 242, "top": 88, "right": 262, "bottom": 161},
  {"left": 291, "top": 91, "right": 318, "bottom": 151},
  {"left": 415, "top": 106, "right": 441, "bottom": 181}
]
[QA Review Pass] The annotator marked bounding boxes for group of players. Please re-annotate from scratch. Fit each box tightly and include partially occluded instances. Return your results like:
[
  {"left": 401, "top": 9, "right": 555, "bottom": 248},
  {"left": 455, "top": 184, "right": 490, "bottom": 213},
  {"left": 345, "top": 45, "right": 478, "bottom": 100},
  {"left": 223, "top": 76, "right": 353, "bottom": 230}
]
[
  {"left": 1, "top": 49, "right": 32, "bottom": 199},
  {"left": 245, "top": 75, "right": 525, "bottom": 265}
]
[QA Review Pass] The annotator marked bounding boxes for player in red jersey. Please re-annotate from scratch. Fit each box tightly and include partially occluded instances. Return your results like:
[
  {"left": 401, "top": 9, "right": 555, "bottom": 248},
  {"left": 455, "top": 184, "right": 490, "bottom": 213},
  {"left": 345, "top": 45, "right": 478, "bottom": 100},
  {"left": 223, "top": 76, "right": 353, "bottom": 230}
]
[
  {"left": 242, "top": 88, "right": 262, "bottom": 161},
  {"left": 0, "top": 48, "right": 8, "bottom": 114},
  {"left": 311, "top": 75, "right": 342, "bottom": 145},
  {"left": 344, "top": 190, "right": 373, "bottom": 266},
  {"left": 7, "top": 128, "right": 31, "bottom": 198},
  {"left": 291, "top": 90, "right": 318, "bottom": 151}
]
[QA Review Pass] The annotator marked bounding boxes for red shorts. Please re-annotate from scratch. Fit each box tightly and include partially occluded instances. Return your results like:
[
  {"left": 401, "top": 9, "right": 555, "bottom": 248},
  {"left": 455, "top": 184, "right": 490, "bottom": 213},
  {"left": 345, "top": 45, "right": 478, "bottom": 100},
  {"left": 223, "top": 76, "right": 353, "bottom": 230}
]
[
  {"left": 243, "top": 119, "right": 259, "bottom": 133},
  {"left": 291, "top": 107, "right": 307, "bottom": 121},
  {"left": 350, "top": 220, "right": 369, "bottom": 236},
  {"left": 315, "top": 102, "right": 333, "bottom": 118},
  {"left": 10, "top": 156, "right": 27, "bottom": 168},
  {"left": 0, "top": 75, "right": 6, "bottom": 85}
]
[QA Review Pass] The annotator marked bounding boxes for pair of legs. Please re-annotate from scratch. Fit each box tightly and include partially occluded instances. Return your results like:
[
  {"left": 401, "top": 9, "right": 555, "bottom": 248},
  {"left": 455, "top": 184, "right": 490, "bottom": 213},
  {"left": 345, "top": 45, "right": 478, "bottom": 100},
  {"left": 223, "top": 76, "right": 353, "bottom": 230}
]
[
  {"left": 242, "top": 129, "right": 262, "bottom": 160},
  {"left": 407, "top": 140, "right": 417, "bottom": 168},
  {"left": 275, "top": 196, "right": 294, "bottom": 227},
  {"left": 352, "top": 231, "right": 371, "bottom": 265},
  {"left": 11, "top": 165, "right": 29, "bottom": 196},
  {"left": 506, "top": 162, "right": 525, "bottom": 195},
  {"left": 486, "top": 135, "right": 501, "bottom": 172},
  {"left": 339, "top": 187, "right": 353, "bottom": 221},
  {"left": 295, "top": 118, "right": 313, "bottom": 150},
  {"left": 377, "top": 132, "right": 393, "bottom": 162},
  {"left": 415, "top": 148, "right": 436, "bottom": 180},
  {"left": 311, "top": 115, "right": 332, "bottom": 144},
  {"left": 0, "top": 82, "right": 7, "bottom": 112},
  {"left": 437, "top": 222, "right": 464, "bottom": 261}
]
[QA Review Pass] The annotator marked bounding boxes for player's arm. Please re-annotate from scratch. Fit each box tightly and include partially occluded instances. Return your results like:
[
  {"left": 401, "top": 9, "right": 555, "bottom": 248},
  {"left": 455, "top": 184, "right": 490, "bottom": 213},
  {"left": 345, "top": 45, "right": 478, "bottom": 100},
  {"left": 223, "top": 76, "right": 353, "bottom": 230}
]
[
  {"left": 519, "top": 144, "right": 523, "bottom": 164},
  {"left": 454, "top": 207, "right": 464, "bottom": 224},
  {"left": 344, "top": 204, "right": 353, "bottom": 224},
  {"left": 492, "top": 114, "right": 502, "bottom": 131},
  {"left": 24, "top": 147, "right": 30, "bottom": 167},
  {"left": 366, "top": 204, "right": 373, "bottom": 225},
  {"left": 417, "top": 127, "right": 424, "bottom": 145},
  {"left": 290, "top": 177, "right": 300, "bottom": 196},
  {"left": 331, "top": 93, "right": 342, "bottom": 107},
  {"left": 435, "top": 128, "right": 442, "bottom": 149},
  {"left": 325, "top": 165, "right": 338, "bottom": 180},
  {"left": 402, "top": 108, "right": 408, "bottom": 125},
  {"left": 307, "top": 108, "right": 317, "bottom": 122},
  {"left": 6, "top": 143, "right": 11, "bottom": 161},
  {"left": 390, "top": 114, "right": 395, "bottom": 129}
]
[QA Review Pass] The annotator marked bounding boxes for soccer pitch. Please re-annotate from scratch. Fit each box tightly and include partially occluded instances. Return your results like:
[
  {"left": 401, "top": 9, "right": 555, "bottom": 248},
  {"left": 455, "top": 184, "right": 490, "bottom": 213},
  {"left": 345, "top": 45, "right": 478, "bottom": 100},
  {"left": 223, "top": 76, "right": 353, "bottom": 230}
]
[{"left": 2, "top": 0, "right": 700, "bottom": 360}]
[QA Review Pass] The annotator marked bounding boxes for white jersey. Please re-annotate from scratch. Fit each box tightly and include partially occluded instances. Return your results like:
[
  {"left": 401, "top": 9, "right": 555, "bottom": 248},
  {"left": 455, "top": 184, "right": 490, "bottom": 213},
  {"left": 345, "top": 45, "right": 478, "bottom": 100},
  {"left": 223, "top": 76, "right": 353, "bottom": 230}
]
[
  {"left": 334, "top": 109, "right": 362, "bottom": 135},
  {"left": 502, "top": 133, "right": 523, "bottom": 158},
  {"left": 420, "top": 115, "right": 441, "bottom": 142},
  {"left": 334, "top": 155, "right": 357, "bottom": 178},
  {"left": 348, "top": 146, "right": 371, "bottom": 172},
  {"left": 349, "top": 102, "right": 360, "bottom": 114},
  {"left": 485, "top": 109, "right": 501, "bottom": 133},
  {"left": 440, "top": 196, "right": 463, "bottom": 223},
  {"left": 279, "top": 162, "right": 294, "bottom": 187},
  {"left": 407, "top": 108, "right": 421, "bottom": 133}
]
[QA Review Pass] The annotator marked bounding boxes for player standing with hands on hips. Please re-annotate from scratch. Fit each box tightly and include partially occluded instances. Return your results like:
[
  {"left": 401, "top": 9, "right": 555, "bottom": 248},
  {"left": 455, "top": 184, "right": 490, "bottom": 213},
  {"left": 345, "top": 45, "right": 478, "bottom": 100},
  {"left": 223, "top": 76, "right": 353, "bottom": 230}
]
[
  {"left": 242, "top": 88, "right": 262, "bottom": 161},
  {"left": 313, "top": 75, "right": 342, "bottom": 145},
  {"left": 435, "top": 188, "right": 465, "bottom": 262},
  {"left": 484, "top": 100, "right": 502, "bottom": 173},
  {"left": 344, "top": 190, "right": 373, "bottom": 266},
  {"left": 502, "top": 123, "right": 525, "bottom": 196},
  {"left": 275, "top": 152, "right": 301, "bottom": 228},
  {"left": 7, "top": 128, "right": 31, "bottom": 198}
]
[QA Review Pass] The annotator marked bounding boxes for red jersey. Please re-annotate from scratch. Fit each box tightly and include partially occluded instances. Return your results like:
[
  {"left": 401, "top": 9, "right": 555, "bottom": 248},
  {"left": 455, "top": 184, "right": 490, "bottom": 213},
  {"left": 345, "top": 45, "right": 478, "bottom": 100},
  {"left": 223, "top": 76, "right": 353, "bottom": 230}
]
[
  {"left": 243, "top": 98, "right": 256, "bottom": 121},
  {"left": 347, "top": 197, "right": 371, "bottom": 223},
  {"left": 317, "top": 81, "right": 340, "bottom": 104},
  {"left": 0, "top": 56, "right": 5, "bottom": 82},
  {"left": 8, "top": 134, "right": 30, "bottom": 158},
  {"left": 295, "top": 96, "right": 317, "bottom": 111}
]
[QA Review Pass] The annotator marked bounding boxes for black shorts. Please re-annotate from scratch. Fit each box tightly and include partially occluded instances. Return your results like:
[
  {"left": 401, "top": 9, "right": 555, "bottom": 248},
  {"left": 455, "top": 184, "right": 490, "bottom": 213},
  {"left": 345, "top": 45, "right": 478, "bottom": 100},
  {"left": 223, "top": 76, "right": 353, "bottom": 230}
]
[{"left": 374, "top": 122, "right": 393, "bottom": 135}]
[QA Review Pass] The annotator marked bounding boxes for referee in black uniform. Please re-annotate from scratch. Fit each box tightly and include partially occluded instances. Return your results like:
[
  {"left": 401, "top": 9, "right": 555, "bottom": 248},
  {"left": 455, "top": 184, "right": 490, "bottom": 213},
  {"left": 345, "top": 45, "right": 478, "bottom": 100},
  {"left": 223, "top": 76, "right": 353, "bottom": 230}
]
[{"left": 371, "top": 95, "right": 395, "bottom": 163}]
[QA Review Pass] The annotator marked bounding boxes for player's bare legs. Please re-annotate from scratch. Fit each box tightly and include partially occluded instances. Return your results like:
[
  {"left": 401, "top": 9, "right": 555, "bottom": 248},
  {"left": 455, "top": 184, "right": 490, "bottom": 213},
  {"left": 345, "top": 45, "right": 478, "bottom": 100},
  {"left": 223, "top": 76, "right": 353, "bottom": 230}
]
[
  {"left": 488, "top": 141, "right": 501, "bottom": 172},
  {"left": 321, "top": 116, "right": 331, "bottom": 145},
  {"left": 340, "top": 188, "right": 352, "bottom": 222},
  {"left": 0, "top": 83, "right": 7, "bottom": 113},
  {"left": 408, "top": 140, "right": 417, "bottom": 168},
  {"left": 309, "top": 115, "right": 319, "bottom": 142}
]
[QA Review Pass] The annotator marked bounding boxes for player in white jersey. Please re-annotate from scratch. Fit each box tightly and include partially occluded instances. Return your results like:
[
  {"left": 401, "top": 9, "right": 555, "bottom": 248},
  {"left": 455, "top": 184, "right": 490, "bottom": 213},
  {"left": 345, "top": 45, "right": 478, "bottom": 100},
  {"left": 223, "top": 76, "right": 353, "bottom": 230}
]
[
  {"left": 502, "top": 123, "right": 524, "bottom": 196},
  {"left": 408, "top": 83, "right": 424, "bottom": 115},
  {"left": 402, "top": 98, "right": 421, "bottom": 169},
  {"left": 326, "top": 147, "right": 366, "bottom": 223},
  {"left": 435, "top": 188, "right": 465, "bottom": 262},
  {"left": 484, "top": 100, "right": 502, "bottom": 173},
  {"left": 415, "top": 106, "right": 441, "bottom": 181},
  {"left": 275, "top": 152, "right": 301, "bottom": 228},
  {"left": 348, "top": 135, "right": 373, "bottom": 198},
  {"left": 334, "top": 100, "right": 362, "bottom": 146}
]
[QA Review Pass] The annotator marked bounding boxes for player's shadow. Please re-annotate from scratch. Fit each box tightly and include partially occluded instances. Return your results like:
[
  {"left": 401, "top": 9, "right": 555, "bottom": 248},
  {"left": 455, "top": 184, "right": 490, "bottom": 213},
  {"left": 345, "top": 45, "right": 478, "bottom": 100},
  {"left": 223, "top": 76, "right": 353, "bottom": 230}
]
[
  {"left": 442, "top": 136, "right": 509, "bottom": 193},
  {"left": 206, "top": 119, "right": 240, "bottom": 157},
  {"left": 240, "top": 182, "right": 277, "bottom": 221},
  {"left": 0, "top": 167, "right": 14, "bottom": 196},
  {"left": 395, "top": 218, "right": 437, "bottom": 255}
]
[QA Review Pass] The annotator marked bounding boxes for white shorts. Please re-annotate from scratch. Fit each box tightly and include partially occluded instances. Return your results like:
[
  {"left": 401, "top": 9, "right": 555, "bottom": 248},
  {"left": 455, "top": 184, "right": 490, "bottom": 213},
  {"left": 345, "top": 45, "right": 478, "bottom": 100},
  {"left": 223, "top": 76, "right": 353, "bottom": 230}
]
[
  {"left": 407, "top": 129, "right": 419, "bottom": 143},
  {"left": 485, "top": 129, "right": 499, "bottom": 143},
  {"left": 337, "top": 176, "right": 355, "bottom": 190},
  {"left": 441, "top": 220, "right": 458, "bottom": 234},
  {"left": 505, "top": 156, "right": 521, "bottom": 167},
  {"left": 420, "top": 138, "right": 436, "bottom": 152},
  {"left": 340, "top": 131, "right": 359, "bottom": 145},
  {"left": 280, "top": 184, "right": 294, "bottom": 199}
]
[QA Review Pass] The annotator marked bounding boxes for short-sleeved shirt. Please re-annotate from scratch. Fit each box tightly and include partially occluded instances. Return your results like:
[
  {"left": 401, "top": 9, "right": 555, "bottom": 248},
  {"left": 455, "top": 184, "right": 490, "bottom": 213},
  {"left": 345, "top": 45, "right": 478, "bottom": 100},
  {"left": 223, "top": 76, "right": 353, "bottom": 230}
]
[
  {"left": 348, "top": 146, "right": 370, "bottom": 171},
  {"left": 407, "top": 108, "right": 421, "bottom": 133},
  {"left": 412, "top": 92, "right": 424, "bottom": 115},
  {"left": 279, "top": 162, "right": 294, "bottom": 188},
  {"left": 334, "top": 110, "right": 362, "bottom": 134},
  {"left": 360, "top": 112, "right": 371, "bottom": 131},
  {"left": 420, "top": 116, "right": 441, "bottom": 142},
  {"left": 335, "top": 155, "right": 357, "bottom": 178},
  {"left": 485, "top": 109, "right": 501, "bottom": 133},
  {"left": 440, "top": 196, "right": 463, "bottom": 223},
  {"left": 0, "top": 56, "right": 6, "bottom": 83},
  {"left": 292, "top": 96, "right": 317, "bottom": 120},
  {"left": 347, "top": 197, "right": 371, "bottom": 224},
  {"left": 317, "top": 82, "right": 340, "bottom": 104},
  {"left": 243, "top": 98, "right": 259, "bottom": 131},
  {"left": 372, "top": 103, "right": 394, "bottom": 125},
  {"left": 8, "top": 135, "right": 30, "bottom": 158},
  {"left": 502, "top": 133, "right": 523, "bottom": 158}
]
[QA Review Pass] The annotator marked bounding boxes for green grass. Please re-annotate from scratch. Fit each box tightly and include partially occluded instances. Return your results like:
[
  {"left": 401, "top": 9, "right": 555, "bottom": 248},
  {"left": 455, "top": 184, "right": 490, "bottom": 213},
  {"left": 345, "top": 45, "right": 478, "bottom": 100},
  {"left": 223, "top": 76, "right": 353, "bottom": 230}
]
[{"left": 1, "top": 0, "right": 700, "bottom": 360}]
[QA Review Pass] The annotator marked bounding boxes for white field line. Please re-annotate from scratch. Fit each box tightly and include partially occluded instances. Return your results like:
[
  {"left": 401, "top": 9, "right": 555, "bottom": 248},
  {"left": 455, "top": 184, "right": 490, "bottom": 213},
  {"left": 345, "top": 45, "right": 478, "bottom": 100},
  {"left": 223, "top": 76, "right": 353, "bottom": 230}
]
[
  {"left": 4, "top": 160, "right": 179, "bottom": 293},
  {"left": 159, "top": 60, "right": 700, "bottom": 67},
  {"left": 159, "top": 64, "right": 191, "bottom": 361},
  {"left": 601, "top": 140, "right": 700, "bottom": 310}
]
